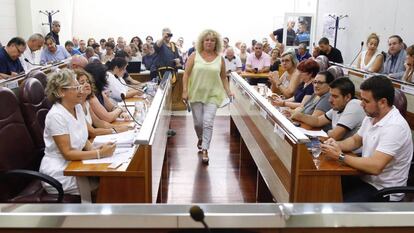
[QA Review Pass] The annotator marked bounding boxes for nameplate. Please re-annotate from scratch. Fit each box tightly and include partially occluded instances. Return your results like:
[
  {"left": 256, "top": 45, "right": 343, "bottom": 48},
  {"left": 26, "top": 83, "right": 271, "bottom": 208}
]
[
  {"left": 400, "top": 85, "right": 414, "bottom": 96},
  {"left": 6, "top": 80, "right": 18, "bottom": 89},
  {"left": 274, "top": 123, "right": 285, "bottom": 139},
  {"left": 260, "top": 108, "right": 267, "bottom": 119}
]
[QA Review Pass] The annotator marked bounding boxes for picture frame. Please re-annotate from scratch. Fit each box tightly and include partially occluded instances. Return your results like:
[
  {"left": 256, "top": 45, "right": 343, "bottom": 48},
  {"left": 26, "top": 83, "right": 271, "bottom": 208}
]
[{"left": 282, "top": 13, "right": 315, "bottom": 49}]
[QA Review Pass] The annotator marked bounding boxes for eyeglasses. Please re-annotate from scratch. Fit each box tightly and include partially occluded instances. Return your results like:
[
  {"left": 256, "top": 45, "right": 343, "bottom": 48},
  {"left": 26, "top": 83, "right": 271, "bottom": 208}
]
[
  {"left": 62, "top": 85, "right": 84, "bottom": 92},
  {"left": 313, "top": 80, "right": 327, "bottom": 85},
  {"left": 14, "top": 45, "right": 25, "bottom": 55}
]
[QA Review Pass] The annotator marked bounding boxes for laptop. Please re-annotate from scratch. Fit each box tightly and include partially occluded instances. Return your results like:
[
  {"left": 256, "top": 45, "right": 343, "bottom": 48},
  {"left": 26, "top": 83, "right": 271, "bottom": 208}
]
[{"left": 126, "top": 61, "right": 141, "bottom": 73}]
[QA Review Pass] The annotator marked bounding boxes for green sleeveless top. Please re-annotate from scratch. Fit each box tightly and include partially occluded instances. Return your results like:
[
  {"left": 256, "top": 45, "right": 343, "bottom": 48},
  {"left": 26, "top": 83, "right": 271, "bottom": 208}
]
[{"left": 188, "top": 52, "right": 226, "bottom": 106}]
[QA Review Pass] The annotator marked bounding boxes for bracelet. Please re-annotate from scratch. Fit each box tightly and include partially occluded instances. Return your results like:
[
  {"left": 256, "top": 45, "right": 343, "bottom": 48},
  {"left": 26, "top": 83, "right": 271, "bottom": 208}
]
[{"left": 96, "top": 150, "right": 101, "bottom": 159}]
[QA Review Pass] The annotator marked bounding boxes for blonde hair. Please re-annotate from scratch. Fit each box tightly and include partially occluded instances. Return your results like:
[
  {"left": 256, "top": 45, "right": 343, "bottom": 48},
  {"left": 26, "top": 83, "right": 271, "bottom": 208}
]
[
  {"left": 196, "top": 29, "right": 222, "bottom": 54},
  {"left": 45, "top": 69, "right": 77, "bottom": 103},
  {"left": 367, "top": 33, "right": 380, "bottom": 45}
]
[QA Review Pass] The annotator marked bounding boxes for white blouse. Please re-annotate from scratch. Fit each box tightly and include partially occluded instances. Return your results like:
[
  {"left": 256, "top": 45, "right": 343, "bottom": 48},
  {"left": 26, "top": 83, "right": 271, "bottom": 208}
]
[{"left": 40, "top": 103, "right": 88, "bottom": 195}]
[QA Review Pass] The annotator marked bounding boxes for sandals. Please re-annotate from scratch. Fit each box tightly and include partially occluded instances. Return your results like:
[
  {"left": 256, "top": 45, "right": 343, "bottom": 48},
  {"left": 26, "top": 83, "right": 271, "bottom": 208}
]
[
  {"left": 197, "top": 139, "right": 202, "bottom": 150},
  {"left": 201, "top": 150, "right": 209, "bottom": 164}
]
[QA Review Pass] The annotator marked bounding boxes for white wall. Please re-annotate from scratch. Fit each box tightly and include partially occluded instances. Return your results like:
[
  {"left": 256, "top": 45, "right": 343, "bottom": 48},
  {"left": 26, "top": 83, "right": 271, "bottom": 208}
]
[
  {"left": 72, "top": 0, "right": 317, "bottom": 50},
  {"left": 0, "top": 0, "right": 17, "bottom": 45},
  {"left": 316, "top": 0, "right": 414, "bottom": 64}
]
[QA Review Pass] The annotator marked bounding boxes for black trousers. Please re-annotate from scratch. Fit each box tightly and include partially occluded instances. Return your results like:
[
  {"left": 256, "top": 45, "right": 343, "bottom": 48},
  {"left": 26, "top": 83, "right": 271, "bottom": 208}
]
[{"left": 342, "top": 176, "right": 389, "bottom": 202}]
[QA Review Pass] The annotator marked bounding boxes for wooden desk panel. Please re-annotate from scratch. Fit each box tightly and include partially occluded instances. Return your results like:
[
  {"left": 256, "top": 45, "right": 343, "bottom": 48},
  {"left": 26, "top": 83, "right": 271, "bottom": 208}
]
[{"left": 230, "top": 74, "right": 358, "bottom": 202}]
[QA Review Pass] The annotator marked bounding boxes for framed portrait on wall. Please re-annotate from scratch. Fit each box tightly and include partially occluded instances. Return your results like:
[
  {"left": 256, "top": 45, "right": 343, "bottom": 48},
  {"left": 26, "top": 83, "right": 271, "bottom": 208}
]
[{"left": 283, "top": 13, "right": 315, "bottom": 49}]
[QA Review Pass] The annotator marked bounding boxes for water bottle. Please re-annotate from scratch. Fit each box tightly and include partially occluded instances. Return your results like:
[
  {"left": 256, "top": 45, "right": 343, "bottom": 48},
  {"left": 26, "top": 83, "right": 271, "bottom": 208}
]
[{"left": 134, "top": 102, "right": 145, "bottom": 124}]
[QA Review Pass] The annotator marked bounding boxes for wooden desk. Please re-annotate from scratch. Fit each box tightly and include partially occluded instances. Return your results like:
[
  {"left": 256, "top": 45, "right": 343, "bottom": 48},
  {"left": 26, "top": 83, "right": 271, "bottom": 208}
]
[
  {"left": 241, "top": 71, "right": 270, "bottom": 79},
  {"left": 230, "top": 73, "right": 358, "bottom": 202},
  {"left": 64, "top": 76, "right": 173, "bottom": 203},
  {"left": 130, "top": 70, "right": 186, "bottom": 111}
]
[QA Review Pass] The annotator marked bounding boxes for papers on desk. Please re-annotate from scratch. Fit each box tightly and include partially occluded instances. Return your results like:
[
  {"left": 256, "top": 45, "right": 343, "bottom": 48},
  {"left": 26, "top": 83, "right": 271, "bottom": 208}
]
[
  {"left": 296, "top": 127, "right": 328, "bottom": 137},
  {"left": 82, "top": 147, "right": 135, "bottom": 164},
  {"left": 93, "top": 130, "right": 136, "bottom": 148}
]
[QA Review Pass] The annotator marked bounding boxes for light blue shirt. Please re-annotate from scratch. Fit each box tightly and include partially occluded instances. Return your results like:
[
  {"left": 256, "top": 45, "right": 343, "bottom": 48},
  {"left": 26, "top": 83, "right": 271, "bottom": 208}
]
[{"left": 40, "top": 45, "right": 71, "bottom": 64}]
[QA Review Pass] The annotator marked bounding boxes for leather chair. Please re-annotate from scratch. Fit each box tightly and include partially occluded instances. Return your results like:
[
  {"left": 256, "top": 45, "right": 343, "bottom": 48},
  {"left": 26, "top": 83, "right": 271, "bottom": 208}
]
[
  {"left": 393, "top": 88, "right": 407, "bottom": 118},
  {"left": 19, "top": 78, "right": 51, "bottom": 150},
  {"left": 375, "top": 88, "right": 410, "bottom": 201},
  {"left": 0, "top": 87, "right": 79, "bottom": 203},
  {"left": 315, "top": 55, "right": 329, "bottom": 71},
  {"left": 27, "top": 70, "right": 48, "bottom": 88},
  {"left": 327, "top": 66, "right": 345, "bottom": 79}
]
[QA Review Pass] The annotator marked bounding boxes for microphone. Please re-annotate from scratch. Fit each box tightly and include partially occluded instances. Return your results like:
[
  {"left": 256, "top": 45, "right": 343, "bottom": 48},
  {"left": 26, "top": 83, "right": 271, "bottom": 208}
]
[
  {"left": 24, "top": 58, "right": 43, "bottom": 66},
  {"left": 349, "top": 41, "right": 364, "bottom": 67},
  {"left": 189, "top": 205, "right": 211, "bottom": 233},
  {"left": 120, "top": 93, "right": 142, "bottom": 126},
  {"left": 115, "top": 74, "right": 145, "bottom": 93}
]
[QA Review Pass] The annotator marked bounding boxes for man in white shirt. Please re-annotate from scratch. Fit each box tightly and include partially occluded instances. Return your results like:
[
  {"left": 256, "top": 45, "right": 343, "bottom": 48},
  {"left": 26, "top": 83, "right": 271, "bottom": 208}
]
[
  {"left": 322, "top": 75, "right": 413, "bottom": 202},
  {"left": 20, "top": 33, "right": 44, "bottom": 72},
  {"left": 223, "top": 47, "right": 242, "bottom": 75}
]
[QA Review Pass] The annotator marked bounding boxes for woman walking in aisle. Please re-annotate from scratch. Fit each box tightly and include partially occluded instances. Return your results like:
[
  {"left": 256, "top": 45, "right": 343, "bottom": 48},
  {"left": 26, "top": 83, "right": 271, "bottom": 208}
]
[{"left": 182, "top": 29, "right": 233, "bottom": 164}]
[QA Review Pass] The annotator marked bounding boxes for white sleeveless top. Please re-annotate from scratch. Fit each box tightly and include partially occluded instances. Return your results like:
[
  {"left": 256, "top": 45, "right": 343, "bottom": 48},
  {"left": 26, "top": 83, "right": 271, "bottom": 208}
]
[{"left": 360, "top": 50, "right": 381, "bottom": 72}]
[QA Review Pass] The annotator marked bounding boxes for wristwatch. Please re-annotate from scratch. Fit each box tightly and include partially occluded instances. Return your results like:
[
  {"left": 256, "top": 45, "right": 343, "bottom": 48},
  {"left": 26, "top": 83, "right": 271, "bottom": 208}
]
[{"left": 338, "top": 153, "right": 346, "bottom": 163}]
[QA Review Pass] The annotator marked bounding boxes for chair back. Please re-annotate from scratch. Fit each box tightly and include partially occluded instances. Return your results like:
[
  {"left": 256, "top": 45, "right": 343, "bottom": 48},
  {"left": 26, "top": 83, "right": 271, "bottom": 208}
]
[
  {"left": 394, "top": 88, "right": 407, "bottom": 118},
  {"left": 327, "top": 66, "right": 345, "bottom": 79},
  {"left": 19, "top": 78, "right": 51, "bottom": 149},
  {"left": 27, "top": 70, "right": 48, "bottom": 88},
  {"left": 315, "top": 55, "right": 329, "bottom": 71}
]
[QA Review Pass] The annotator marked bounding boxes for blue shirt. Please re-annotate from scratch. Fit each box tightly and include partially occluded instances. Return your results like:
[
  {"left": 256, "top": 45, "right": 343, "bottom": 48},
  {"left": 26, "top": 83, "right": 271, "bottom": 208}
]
[
  {"left": 142, "top": 53, "right": 156, "bottom": 71},
  {"left": 296, "top": 51, "right": 311, "bottom": 62},
  {"left": 69, "top": 49, "right": 81, "bottom": 56},
  {"left": 0, "top": 47, "right": 24, "bottom": 75},
  {"left": 294, "top": 82, "right": 314, "bottom": 103},
  {"left": 40, "top": 45, "right": 71, "bottom": 64}
]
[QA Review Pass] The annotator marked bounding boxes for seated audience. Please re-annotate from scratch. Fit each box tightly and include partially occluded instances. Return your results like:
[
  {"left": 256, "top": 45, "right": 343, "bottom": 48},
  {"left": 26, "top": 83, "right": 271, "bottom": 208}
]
[
  {"left": 130, "top": 36, "right": 143, "bottom": 52},
  {"left": 78, "top": 40, "right": 87, "bottom": 54},
  {"left": 72, "top": 36, "right": 80, "bottom": 50},
  {"left": 101, "top": 41, "right": 115, "bottom": 64},
  {"left": 142, "top": 42, "right": 156, "bottom": 71},
  {"left": 245, "top": 42, "right": 271, "bottom": 84},
  {"left": 87, "top": 38, "right": 96, "bottom": 47},
  {"left": 291, "top": 77, "right": 366, "bottom": 140},
  {"left": 318, "top": 37, "right": 344, "bottom": 64},
  {"left": 115, "top": 37, "right": 125, "bottom": 52},
  {"left": 238, "top": 42, "right": 249, "bottom": 71},
  {"left": 312, "top": 46, "right": 320, "bottom": 58},
  {"left": 224, "top": 47, "right": 242, "bottom": 75},
  {"left": 383, "top": 35, "right": 406, "bottom": 79},
  {"left": 269, "top": 48, "right": 281, "bottom": 72},
  {"left": 74, "top": 69, "right": 129, "bottom": 136},
  {"left": 20, "top": 33, "right": 44, "bottom": 72},
  {"left": 91, "top": 43, "right": 102, "bottom": 60},
  {"left": 268, "top": 51, "right": 300, "bottom": 98},
  {"left": 70, "top": 55, "right": 88, "bottom": 69},
  {"left": 272, "top": 59, "right": 319, "bottom": 108},
  {"left": 263, "top": 42, "right": 272, "bottom": 55},
  {"left": 296, "top": 43, "right": 311, "bottom": 62},
  {"left": 65, "top": 40, "right": 81, "bottom": 56},
  {"left": 288, "top": 71, "right": 334, "bottom": 118},
  {"left": 83, "top": 47, "right": 100, "bottom": 63},
  {"left": 322, "top": 75, "right": 413, "bottom": 202},
  {"left": 356, "top": 33, "right": 384, "bottom": 73},
  {"left": 40, "top": 35, "right": 71, "bottom": 64},
  {"left": 106, "top": 57, "right": 141, "bottom": 102},
  {"left": 129, "top": 43, "right": 142, "bottom": 62},
  {"left": 403, "top": 45, "right": 414, "bottom": 82},
  {"left": 146, "top": 35, "right": 154, "bottom": 44},
  {"left": 84, "top": 62, "right": 129, "bottom": 122},
  {"left": 99, "top": 38, "right": 107, "bottom": 54},
  {"left": 40, "top": 69, "right": 116, "bottom": 195},
  {"left": 0, "top": 37, "right": 26, "bottom": 79}
]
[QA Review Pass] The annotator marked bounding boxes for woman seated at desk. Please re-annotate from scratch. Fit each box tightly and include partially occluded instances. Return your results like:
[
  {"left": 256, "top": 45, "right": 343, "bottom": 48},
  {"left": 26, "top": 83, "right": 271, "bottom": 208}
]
[
  {"left": 74, "top": 69, "right": 130, "bottom": 137},
  {"left": 271, "top": 59, "right": 319, "bottom": 108},
  {"left": 105, "top": 57, "right": 142, "bottom": 102},
  {"left": 288, "top": 71, "right": 334, "bottom": 118},
  {"left": 84, "top": 62, "right": 130, "bottom": 123},
  {"left": 40, "top": 69, "right": 116, "bottom": 195},
  {"left": 268, "top": 51, "right": 300, "bottom": 98},
  {"left": 356, "top": 33, "right": 384, "bottom": 73}
]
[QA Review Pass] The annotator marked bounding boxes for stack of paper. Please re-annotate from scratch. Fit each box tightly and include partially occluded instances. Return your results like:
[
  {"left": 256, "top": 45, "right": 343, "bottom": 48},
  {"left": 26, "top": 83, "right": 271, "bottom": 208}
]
[{"left": 93, "top": 130, "right": 136, "bottom": 148}]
